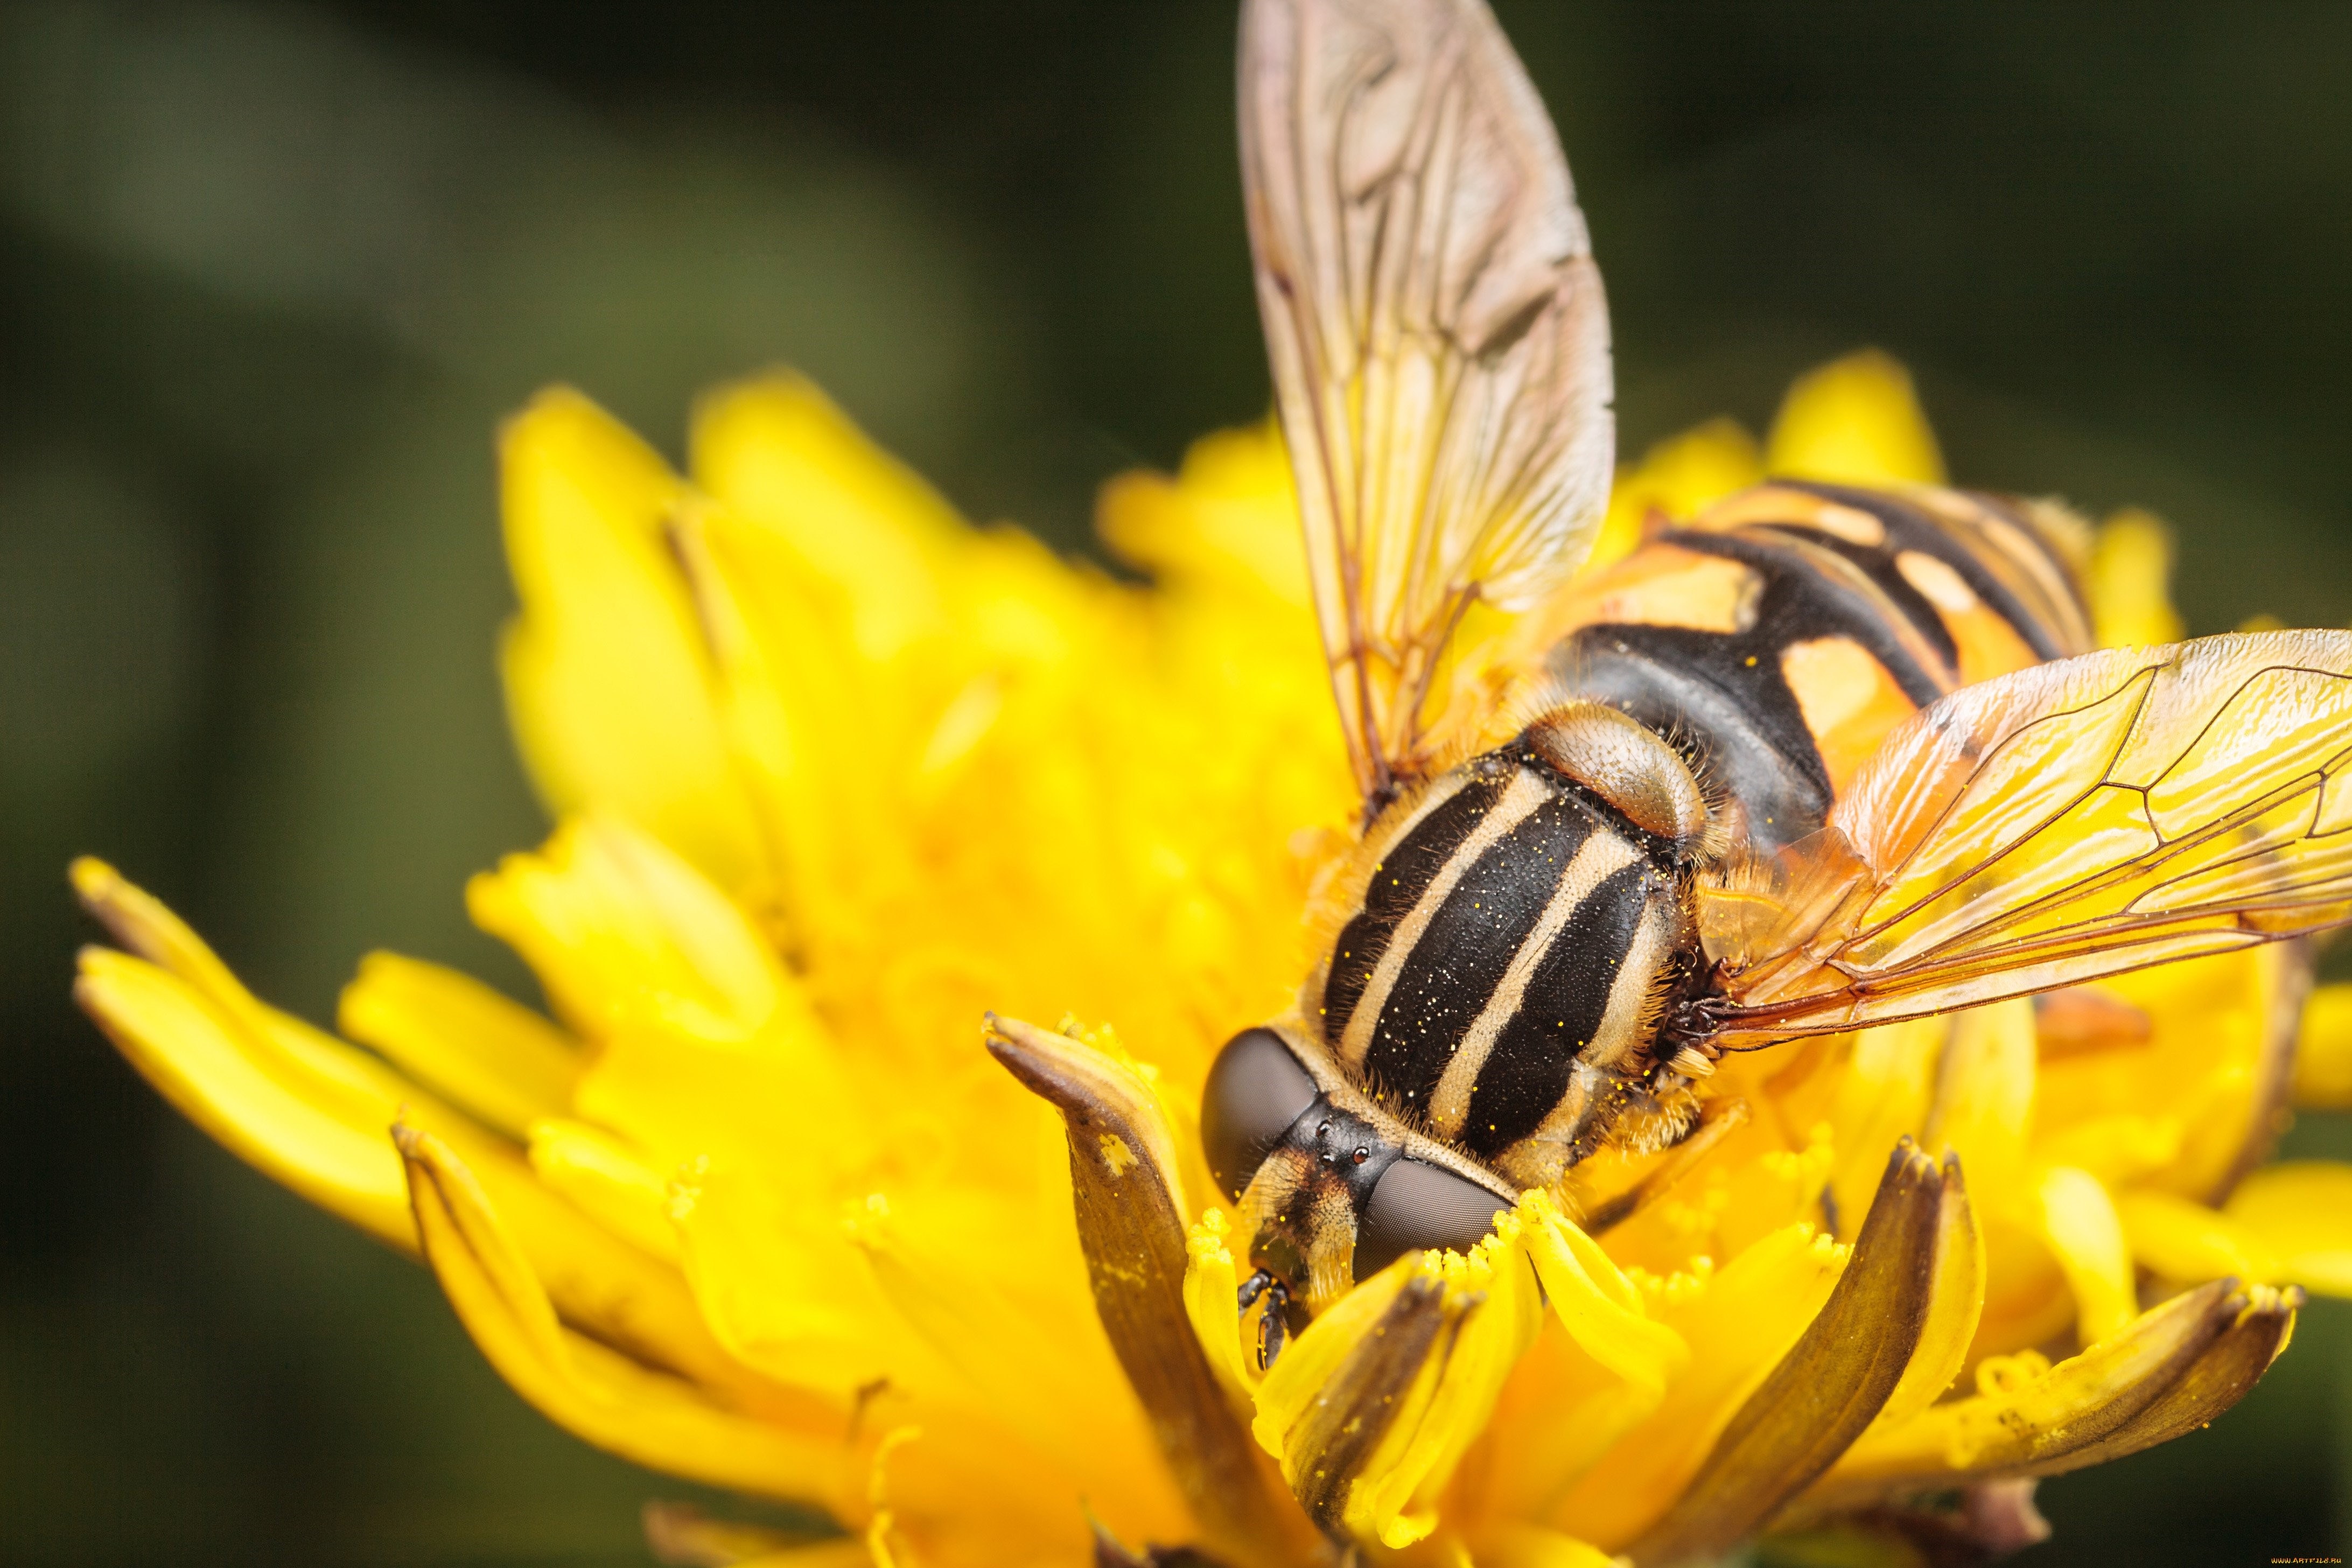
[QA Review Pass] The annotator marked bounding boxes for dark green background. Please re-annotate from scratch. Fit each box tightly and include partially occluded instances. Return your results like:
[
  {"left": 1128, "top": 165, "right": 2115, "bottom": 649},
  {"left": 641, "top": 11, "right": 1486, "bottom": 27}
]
[{"left": 3, "top": 2, "right": 2347, "bottom": 1563}]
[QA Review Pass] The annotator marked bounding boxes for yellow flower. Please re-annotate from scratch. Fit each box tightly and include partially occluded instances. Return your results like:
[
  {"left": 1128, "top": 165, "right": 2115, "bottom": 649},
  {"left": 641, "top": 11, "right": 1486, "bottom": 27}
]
[{"left": 73, "top": 353, "right": 2348, "bottom": 1567}]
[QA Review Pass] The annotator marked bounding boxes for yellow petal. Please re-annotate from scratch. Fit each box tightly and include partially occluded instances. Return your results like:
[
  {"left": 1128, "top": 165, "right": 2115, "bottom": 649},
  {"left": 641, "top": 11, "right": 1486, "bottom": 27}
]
[
  {"left": 1097, "top": 421, "right": 1307, "bottom": 605},
  {"left": 1345, "top": 1223, "right": 1545, "bottom": 1549},
  {"left": 395, "top": 1123, "right": 851, "bottom": 1508},
  {"left": 2117, "top": 1188, "right": 2280, "bottom": 1286},
  {"left": 2223, "top": 1161, "right": 2352, "bottom": 1296},
  {"left": 845, "top": 1187, "right": 1193, "bottom": 1551},
  {"left": 689, "top": 373, "right": 958, "bottom": 662},
  {"left": 1765, "top": 351, "right": 1946, "bottom": 487},
  {"left": 497, "top": 387, "right": 761, "bottom": 886},
  {"left": 1802, "top": 1277, "right": 2299, "bottom": 1511},
  {"left": 1546, "top": 1222, "right": 1845, "bottom": 1548},
  {"left": 1183, "top": 1208, "right": 1256, "bottom": 1397},
  {"left": 2293, "top": 982, "right": 2352, "bottom": 1110},
  {"left": 2037, "top": 1166, "right": 2138, "bottom": 1345},
  {"left": 2087, "top": 507, "right": 2186, "bottom": 650},
  {"left": 1521, "top": 1189, "right": 1689, "bottom": 1397},
  {"left": 1475, "top": 1523, "right": 1622, "bottom": 1568},
  {"left": 1871, "top": 1150, "right": 1986, "bottom": 1430},
  {"left": 526, "top": 1117, "right": 679, "bottom": 1264},
  {"left": 339, "top": 951, "right": 580, "bottom": 1140},
  {"left": 467, "top": 814, "right": 805, "bottom": 1049},
  {"left": 72, "top": 860, "right": 780, "bottom": 1403},
  {"left": 1827, "top": 1017, "right": 1948, "bottom": 1240},
  {"left": 1252, "top": 1244, "right": 1538, "bottom": 1550},
  {"left": 1586, "top": 417, "right": 1766, "bottom": 575},
  {"left": 76, "top": 945, "right": 412, "bottom": 1245},
  {"left": 1626, "top": 1142, "right": 1952, "bottom": 1567},
  {"left": 1923, "top": 1000, "right": 2035, "bottom": 1212}
]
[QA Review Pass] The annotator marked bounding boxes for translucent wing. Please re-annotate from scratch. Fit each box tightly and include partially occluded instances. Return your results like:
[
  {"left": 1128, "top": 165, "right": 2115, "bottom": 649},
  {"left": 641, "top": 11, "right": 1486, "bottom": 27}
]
[
  {"left": 1698, "top": 631, "right": 2352, "bottom": 1044},
  {"left": 1241, "top": 0, "right": 1614, "bottom": 800}
]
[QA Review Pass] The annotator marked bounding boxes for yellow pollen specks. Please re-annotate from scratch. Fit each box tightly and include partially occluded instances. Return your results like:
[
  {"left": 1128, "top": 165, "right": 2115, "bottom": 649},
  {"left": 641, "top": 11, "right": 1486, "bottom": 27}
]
[{"left": 1098, "top": 1133, "right": 1139, "bottom": 1177}]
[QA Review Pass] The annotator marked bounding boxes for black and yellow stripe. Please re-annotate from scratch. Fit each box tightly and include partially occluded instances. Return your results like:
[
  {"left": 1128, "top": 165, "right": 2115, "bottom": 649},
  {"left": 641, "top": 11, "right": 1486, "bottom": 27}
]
[{"left": 1304, "top": 480, "right": 2091, "bottom": 1196}]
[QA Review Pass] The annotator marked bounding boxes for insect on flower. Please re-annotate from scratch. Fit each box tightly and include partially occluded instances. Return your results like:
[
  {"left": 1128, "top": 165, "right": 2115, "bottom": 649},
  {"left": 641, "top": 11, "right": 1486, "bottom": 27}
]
[
  {"left": 61, "top": 1, "right": 2352, "bottom": 1564},
  {"left": 1206, "top": 0, "right": 2352, "bottom": 1368}
]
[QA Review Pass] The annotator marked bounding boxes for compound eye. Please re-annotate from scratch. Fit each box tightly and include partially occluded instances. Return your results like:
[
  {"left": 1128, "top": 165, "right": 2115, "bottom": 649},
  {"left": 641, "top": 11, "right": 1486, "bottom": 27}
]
[
  {"left": 1354, "top": 1158, "right": 1513, "bottom": 1280},
  {"left": 1200, "top": 1027, "right": 1319, "bottom": 1200}
]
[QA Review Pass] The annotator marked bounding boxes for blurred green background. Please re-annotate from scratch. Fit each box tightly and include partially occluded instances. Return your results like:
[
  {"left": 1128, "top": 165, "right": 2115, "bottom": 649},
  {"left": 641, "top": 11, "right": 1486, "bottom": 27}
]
[{"left": 4, "top": 2, "right": 2349, "bottom": 1563}]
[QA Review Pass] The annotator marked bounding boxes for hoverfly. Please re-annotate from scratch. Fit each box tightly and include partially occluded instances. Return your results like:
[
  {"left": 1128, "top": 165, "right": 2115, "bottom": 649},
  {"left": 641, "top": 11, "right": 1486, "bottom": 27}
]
[{"left": 1205, "top": 0, "right": 2352, "bottom": 1366}]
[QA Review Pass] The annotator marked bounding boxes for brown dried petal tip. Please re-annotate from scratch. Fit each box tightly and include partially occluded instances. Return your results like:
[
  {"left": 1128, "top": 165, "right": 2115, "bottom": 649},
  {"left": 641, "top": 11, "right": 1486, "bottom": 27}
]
[
  {"left": 983, "top": 1014, "right": 1319, "bottom": 1566},
  {"left": 1796, "top": 1274, "right": 2302, "bottom": 1515},
  {"left": 1629, "top": 1138, "right": 1952, "bottom": 1567}
]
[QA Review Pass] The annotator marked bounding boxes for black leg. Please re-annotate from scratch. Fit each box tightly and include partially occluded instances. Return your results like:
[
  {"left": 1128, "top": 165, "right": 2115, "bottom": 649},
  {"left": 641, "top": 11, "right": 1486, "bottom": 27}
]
[
  {"left": 1255, "top": 1278, "right": 1292, "bottom": 1369},
  {"left": 1236, "top": 1268, "right": 1273, "bottom": 1310}
]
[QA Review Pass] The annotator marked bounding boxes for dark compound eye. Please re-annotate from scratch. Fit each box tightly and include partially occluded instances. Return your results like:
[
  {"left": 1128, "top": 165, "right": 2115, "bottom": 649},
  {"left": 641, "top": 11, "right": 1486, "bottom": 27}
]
[
  {"left": 1200, "top": 1027, "right": 1319, "bottom": 1201},
  {"left": 1353, "top": 1157, "right": 1513, "bottom": 1280}
]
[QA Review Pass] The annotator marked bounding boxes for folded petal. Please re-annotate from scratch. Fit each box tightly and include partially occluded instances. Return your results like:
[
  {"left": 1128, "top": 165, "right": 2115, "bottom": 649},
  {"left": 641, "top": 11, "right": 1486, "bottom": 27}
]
[
  {"left": 1800, "top": 1276, "right": 2300, "bottom": 1512},
  {"left": 340, "top": 951, "right": 580, "bottom": 1140},
  {"left": 396, "top": 1124, "right": 852, "bottom": 1509},
  {"left": 1764, "top": 351, "right": 1946, "bottom": 487},
  {"left": 984, "top": 1014, "right": 1313, "bottom": 1565},
  {"left": 1625, "top": 1140, "right": 1951, "bottom": 1567},
  {"left": 498, "top": 387, "right": 762, "bottom": 886}
]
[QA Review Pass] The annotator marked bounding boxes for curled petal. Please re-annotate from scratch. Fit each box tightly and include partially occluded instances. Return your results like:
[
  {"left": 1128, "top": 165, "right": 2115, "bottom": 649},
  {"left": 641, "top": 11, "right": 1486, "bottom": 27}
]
[
  {"left": 984, "top": 1014, "right": 1314, "bottom": 1565},
  {"left": 1626, "top": 1140, "right": 1951, "bottom": 1567},
  {"left": 1248, "top": 1226, "right": 1541, "bottom": 1550},
  {"left": 396, "top": 1123, "right": 853, "bottom": 1509},
  {"left": 1871, "top": 1150, "right": 1985, "bottom": 1430},
  {"left": 1799, "top": 1276, "right": 2300, "bottom": 1513},
  {"left": 340, "top": 950, "right": 580, "bottom": 1140},
  {"left": 1521, "top": 1190, "right": 1689, "bottom": 1397}
]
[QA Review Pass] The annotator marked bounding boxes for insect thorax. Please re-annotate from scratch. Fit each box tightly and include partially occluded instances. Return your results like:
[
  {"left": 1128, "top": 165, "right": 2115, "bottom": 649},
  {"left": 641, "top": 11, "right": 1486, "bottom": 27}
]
[{"left": 1309, "top": 746, "right": 1696, "bottom": 1191}]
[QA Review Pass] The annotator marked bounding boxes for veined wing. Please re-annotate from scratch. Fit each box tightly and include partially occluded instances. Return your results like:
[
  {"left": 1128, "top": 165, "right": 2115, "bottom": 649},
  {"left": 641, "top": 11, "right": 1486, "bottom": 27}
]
[
  {"left": 1698, "top": 631, "right": 2352, "bottom": 1043},
  {"left": 1241, "top": 0, "right": 1613, "bottom": 801}
]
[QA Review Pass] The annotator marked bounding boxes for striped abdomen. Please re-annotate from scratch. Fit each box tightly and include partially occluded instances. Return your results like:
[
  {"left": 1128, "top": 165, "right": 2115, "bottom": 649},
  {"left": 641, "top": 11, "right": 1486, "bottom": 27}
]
[
  {"left": 1538, "top": 480, "right": 2093, "bottom": 852},
  {"left": 1314, "top": 755, "right": 1682, "bottom": 1184},
  {"left": 1304, "top": 480, "right": 2092, "bottom": 1191}
]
